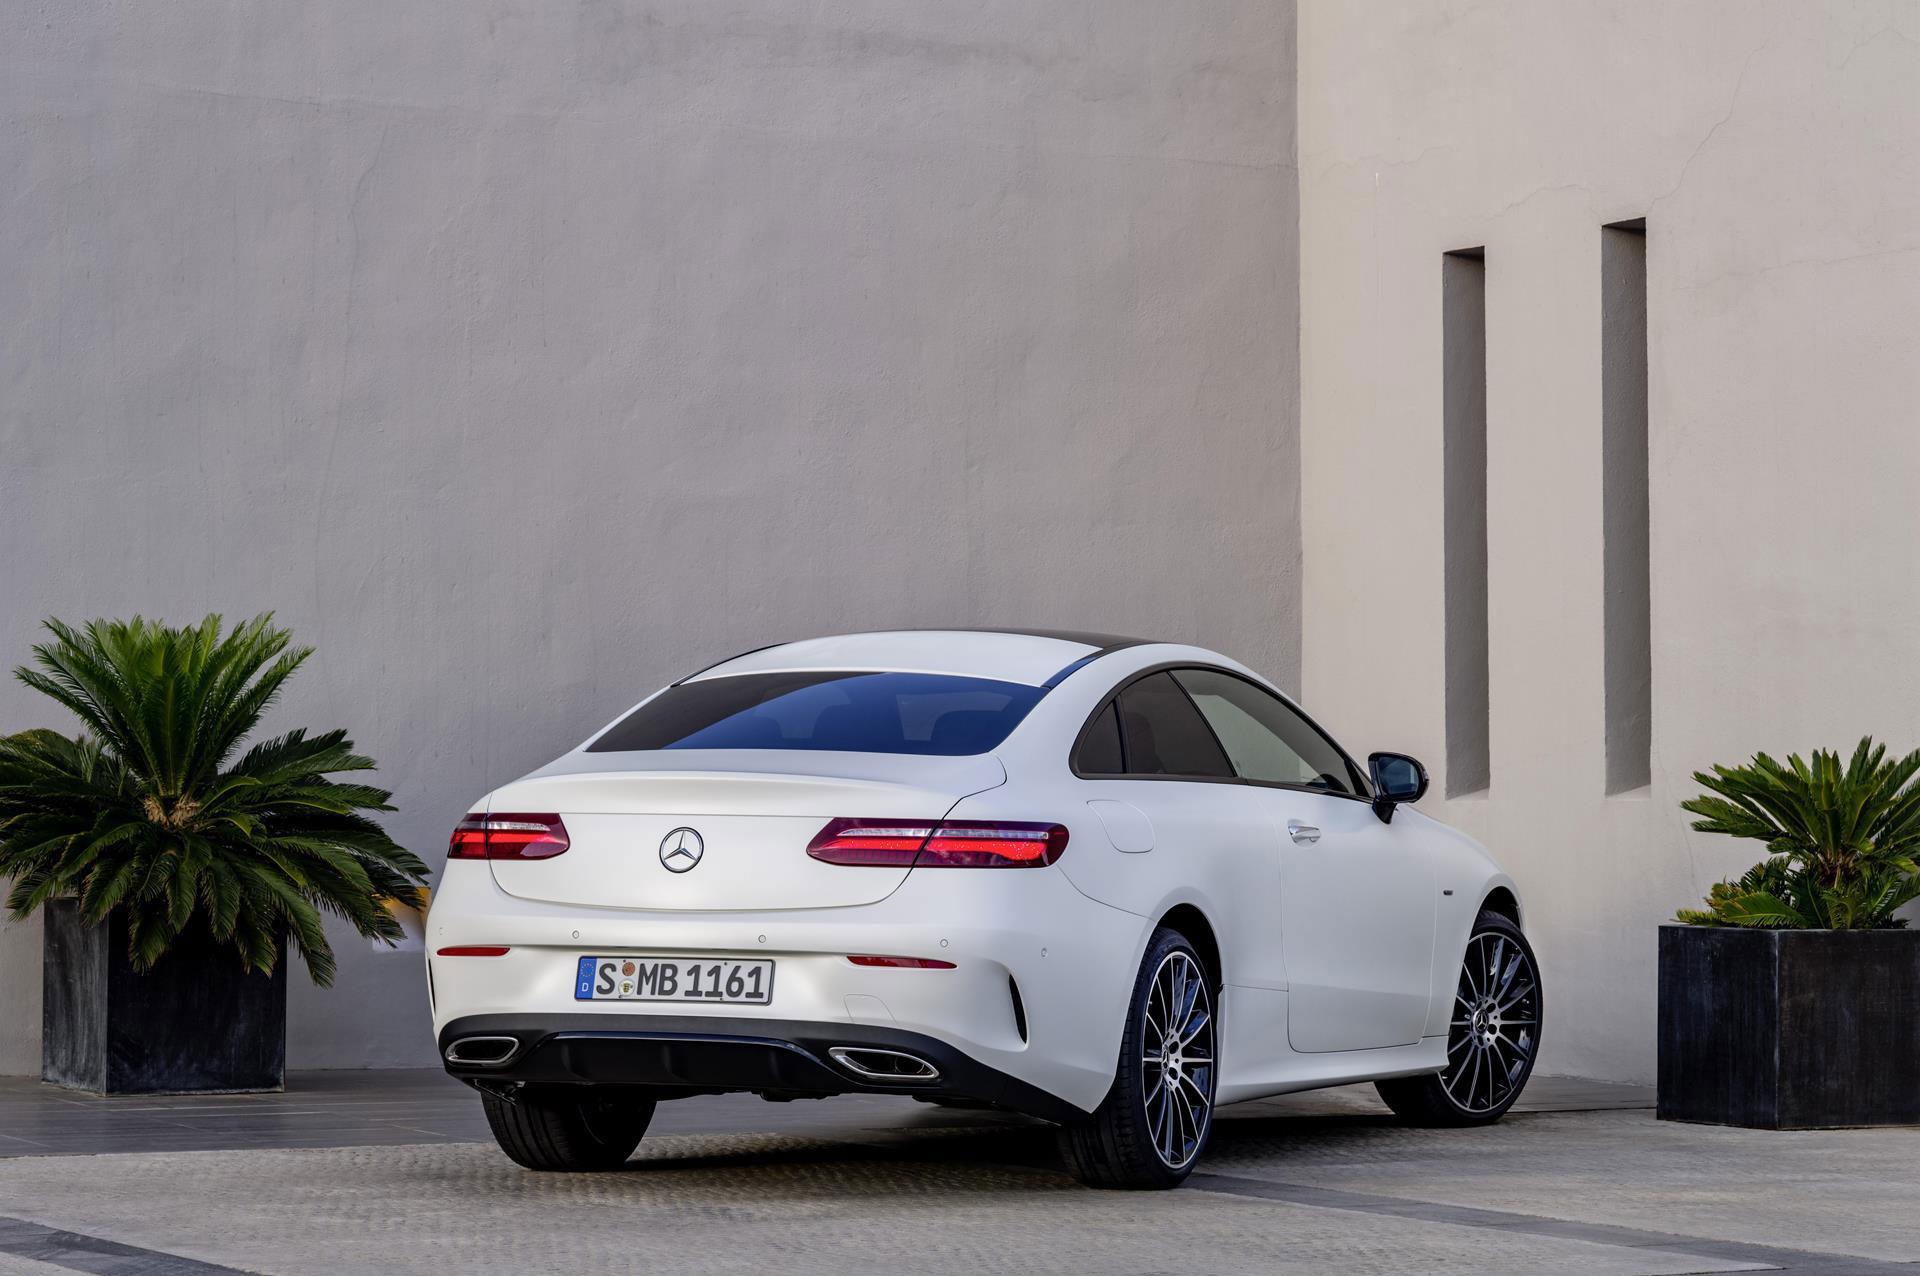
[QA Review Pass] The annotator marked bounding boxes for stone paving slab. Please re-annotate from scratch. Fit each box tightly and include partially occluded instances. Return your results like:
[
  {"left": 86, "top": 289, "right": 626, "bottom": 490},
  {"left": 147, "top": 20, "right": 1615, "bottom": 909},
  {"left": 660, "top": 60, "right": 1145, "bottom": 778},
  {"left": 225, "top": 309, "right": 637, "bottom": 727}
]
[
  {"left": 0, "top": 1260, "right": 73, "bottom": 1276},
  {"left": 0, "top": 1075, "right": 1908, "bottom": 1274},
  {"left": 0, "top": 1132, "right": 1763, "bottom": 1276},
  {"left": 1202, "top": 1107, "right": 1920, "bottom": 1264},
  {"left": 0, "top": 1069, "right": 1651, "bottom": 1158}
]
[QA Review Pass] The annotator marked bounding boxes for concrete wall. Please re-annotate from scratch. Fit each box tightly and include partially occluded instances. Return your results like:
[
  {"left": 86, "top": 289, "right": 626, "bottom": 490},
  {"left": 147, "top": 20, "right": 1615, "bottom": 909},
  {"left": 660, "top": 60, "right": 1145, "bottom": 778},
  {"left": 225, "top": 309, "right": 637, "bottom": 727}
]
[
  {"left": 1299, "top": 0, "right": 1920, "bottom": 1081},
  {"left": 0, "top": 2, "right": 1300, "bottom": 1072}
]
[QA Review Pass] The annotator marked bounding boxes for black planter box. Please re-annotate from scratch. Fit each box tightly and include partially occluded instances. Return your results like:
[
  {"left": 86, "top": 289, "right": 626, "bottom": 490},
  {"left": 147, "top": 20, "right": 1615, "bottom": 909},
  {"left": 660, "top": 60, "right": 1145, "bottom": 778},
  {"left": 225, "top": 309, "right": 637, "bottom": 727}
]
[
  {"left": 1657, "top": 924, "right": 1920, "bottom": 1128},
  {"left": 42, "top": 899, "right": 286, "bottom": 1094}
]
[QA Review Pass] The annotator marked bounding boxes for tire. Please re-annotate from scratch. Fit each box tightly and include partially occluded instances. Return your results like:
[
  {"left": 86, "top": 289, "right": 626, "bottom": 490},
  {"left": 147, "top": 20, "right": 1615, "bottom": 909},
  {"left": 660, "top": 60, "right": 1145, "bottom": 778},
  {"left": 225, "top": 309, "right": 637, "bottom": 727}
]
[
  {"left": 1059, "top": 926, "right": 1218, "bottom": 1189},
  {"left": 480, "top": 1085, "right": 655, "bottom": 1171},
  {"left": 1376, "top": 909, "right": 1542, "bottom": 1127}
]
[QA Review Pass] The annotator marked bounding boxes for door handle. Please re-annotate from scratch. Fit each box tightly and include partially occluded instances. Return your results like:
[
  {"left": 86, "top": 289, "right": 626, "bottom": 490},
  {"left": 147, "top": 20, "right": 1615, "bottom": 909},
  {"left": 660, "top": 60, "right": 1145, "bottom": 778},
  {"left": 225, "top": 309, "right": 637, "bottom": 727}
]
[{"left": 1287, "top": 821, "right": 1321, "bottom": 845}]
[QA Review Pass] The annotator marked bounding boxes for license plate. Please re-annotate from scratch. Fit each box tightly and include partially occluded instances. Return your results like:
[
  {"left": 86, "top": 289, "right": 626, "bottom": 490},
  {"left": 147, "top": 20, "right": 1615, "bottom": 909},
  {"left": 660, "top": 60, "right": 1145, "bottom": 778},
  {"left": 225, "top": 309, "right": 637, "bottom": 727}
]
[{"left": 574, "top": 956, "right": 774, "bottom": 1005}]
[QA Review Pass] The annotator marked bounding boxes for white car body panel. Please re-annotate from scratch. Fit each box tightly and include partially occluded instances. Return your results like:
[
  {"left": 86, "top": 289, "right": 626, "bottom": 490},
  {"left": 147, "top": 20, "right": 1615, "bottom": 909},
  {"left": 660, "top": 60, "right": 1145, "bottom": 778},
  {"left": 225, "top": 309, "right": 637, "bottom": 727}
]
[
  {"left": 684, "top": 629, "right": 1097, "bottom": 686},
  {"left": 427, "top": 630, "right": 1523, "bottom": 1120},
  {"left": 486, "top": 753, "right": 1005, "bottom": 912},
  {"left": 1266, "top": 787, "right": 1436, "bottom": 1052},
  {"left": 430, "top": 852, "right": 1142, "bottom": 1110}
]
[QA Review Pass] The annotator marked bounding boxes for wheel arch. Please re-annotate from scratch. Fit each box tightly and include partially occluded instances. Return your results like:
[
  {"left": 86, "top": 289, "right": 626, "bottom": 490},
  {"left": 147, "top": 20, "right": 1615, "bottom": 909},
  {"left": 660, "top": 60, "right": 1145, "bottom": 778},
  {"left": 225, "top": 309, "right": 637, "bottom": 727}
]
[
  {"left": 1154, "top": 902, "right": 1223, "bottom": 990},
  {"left": 1478, "top": 883, "right": 1523, "bottom": 929}
]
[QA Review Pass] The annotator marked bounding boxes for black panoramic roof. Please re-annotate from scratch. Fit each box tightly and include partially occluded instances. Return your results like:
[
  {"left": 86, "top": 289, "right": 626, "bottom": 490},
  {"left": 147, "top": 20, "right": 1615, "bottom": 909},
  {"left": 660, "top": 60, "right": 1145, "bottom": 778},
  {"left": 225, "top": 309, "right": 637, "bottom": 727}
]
[{"left": 926, "top": 626, "right": 1154, "bottom": 650}]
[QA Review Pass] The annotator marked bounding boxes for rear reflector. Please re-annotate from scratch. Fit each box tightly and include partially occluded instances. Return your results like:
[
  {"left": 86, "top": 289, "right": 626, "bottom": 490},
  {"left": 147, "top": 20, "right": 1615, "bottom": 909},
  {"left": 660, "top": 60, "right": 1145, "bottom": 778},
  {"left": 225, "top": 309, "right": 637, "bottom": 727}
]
[
  {"left": 847, "top": 954, "right": 957, "bottom": 969},
  {"left": 808, "top": 818, "right": 1067, "bottom": 868},
  {"left": 435, "top": 945, "right": 511, "bottom": 957},
  {"left": 448, "top": 813, "right": 570, "bottom": 861}
]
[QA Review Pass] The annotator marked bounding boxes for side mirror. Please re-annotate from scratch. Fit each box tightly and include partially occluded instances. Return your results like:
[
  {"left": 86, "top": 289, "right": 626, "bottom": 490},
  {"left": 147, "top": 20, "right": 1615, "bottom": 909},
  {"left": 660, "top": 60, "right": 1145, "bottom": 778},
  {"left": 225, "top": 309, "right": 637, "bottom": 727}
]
[{"left": 1368, "top": 752, "right": 1428, "bottom": 823}]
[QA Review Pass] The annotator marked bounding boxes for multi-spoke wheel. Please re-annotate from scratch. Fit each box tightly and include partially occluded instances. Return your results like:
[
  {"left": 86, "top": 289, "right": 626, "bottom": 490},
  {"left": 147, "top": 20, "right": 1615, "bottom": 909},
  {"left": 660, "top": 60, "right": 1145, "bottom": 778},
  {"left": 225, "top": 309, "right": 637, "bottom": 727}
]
[
  {"left": 1377, "top": 909, "right": 1542, "bottom": 1126},
  {"left": 1059, "top": 927, "right": 1217, "bottom": 1189}
]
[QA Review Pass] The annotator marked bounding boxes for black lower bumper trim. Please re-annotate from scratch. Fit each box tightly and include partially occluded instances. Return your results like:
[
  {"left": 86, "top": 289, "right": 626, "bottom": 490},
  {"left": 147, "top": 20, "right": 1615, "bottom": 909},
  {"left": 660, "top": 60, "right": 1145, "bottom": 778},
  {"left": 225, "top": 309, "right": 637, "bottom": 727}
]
[{"left": 438, "top": 1013, "right": 1088, "bottom": 1124}]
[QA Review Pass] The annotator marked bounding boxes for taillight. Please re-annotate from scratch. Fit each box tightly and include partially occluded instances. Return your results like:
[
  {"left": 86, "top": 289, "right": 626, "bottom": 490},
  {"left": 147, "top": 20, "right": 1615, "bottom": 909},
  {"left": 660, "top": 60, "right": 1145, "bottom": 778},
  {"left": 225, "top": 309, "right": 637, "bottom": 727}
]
[
  {"left": 921, "top": 823, "right": 1067, "bottom": 867},
  {"left": 805, "top": 820, "right": 937, "bottom": 867},
  {"left": 808, "top": 818, "right": 1067, "bottom": 868},
  {"left": 447, "top": 813, "right": 570, "bottom": 860}
]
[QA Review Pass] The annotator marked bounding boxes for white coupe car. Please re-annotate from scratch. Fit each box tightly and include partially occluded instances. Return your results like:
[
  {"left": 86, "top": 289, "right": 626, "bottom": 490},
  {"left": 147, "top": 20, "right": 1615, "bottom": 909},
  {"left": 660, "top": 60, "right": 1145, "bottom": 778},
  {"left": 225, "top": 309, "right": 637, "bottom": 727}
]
[{"left": 427, "top": 629, "right": 1540, "bottom": 1188}]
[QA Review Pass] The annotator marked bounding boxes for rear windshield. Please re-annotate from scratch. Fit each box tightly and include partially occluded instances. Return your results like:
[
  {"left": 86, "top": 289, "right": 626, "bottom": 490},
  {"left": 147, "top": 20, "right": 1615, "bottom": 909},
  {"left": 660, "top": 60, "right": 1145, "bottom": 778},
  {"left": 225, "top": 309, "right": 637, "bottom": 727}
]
[{"left": 586, "top": 671, "right": 1047, "bottom": 756}]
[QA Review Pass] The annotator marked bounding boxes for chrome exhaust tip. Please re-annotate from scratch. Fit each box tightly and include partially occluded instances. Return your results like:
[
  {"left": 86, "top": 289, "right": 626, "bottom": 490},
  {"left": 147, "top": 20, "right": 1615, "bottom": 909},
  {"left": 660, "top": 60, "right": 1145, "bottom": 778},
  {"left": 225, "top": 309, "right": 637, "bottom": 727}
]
[
  {"left": 828, "top": 1046, "right": 941, "bottom": 1083},
  {"left": 445, "top": 1035, "right": 521, "bottom": 1066}
]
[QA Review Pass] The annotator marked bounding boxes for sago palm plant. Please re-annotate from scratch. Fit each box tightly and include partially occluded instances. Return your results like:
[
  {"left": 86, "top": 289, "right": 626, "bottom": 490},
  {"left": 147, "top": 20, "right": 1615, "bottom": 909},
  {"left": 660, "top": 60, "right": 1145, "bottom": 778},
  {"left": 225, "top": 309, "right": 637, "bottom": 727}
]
[
  {"left": 0, "top": 614, "right": 429, "bottom": 983},
  {"left": 1677, "top": 737, "right": 1920, "bottom": 930}
]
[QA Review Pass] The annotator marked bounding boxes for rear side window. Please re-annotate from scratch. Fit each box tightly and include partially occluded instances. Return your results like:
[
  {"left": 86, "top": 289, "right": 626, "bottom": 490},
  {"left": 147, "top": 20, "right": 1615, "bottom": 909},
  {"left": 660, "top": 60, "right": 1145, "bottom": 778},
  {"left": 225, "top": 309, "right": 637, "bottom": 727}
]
[
  {"left": 587, "top": 671, "right": 1046, "bottom": 756},
  {"left": 1112, "top": 673, "right": 1233, "bottom": 778},
  {"left": 1172, "top": 668, "right": 1361, "bottom": 794},
  {"left": 1073, "top": 702, "right": 1125, "bottom": 775}
]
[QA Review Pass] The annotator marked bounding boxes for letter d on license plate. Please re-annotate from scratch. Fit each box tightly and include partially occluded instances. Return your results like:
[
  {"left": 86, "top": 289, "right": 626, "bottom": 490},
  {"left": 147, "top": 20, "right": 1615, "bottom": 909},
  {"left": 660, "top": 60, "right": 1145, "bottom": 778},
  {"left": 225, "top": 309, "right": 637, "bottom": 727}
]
[{"left": 574, "top": 956, "right": 774, "bottom": 1005}]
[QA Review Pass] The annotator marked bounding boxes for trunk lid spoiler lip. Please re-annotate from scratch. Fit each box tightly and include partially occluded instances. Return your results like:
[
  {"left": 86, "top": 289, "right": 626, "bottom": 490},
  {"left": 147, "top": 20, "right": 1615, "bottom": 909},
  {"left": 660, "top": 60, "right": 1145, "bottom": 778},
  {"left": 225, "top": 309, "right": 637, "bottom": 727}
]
[{"left": 483, "top": 752, "right": 1008, "bottom": 815}]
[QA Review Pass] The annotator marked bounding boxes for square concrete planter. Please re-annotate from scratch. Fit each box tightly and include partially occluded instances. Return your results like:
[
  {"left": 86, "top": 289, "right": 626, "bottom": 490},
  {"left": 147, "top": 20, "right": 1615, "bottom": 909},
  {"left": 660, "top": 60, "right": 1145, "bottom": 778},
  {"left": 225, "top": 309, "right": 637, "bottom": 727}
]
[
  {"left": 1657, "top": 924, "right": 1920, "bottom": 1127},
  {"left": 42, "top": 899, "right": 286, "bottom": 1094}
]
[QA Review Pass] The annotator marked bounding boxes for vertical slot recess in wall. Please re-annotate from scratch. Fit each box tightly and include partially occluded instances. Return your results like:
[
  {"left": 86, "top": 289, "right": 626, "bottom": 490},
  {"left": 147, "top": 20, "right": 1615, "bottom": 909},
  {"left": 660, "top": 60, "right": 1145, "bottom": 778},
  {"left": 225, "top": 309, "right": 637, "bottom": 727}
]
[
  {"left": 1602, "top": 220, "right": 1651, "bottom": 793},
  {"left": 1443, "top": 248, "right": 1490, "bottom": 796}
]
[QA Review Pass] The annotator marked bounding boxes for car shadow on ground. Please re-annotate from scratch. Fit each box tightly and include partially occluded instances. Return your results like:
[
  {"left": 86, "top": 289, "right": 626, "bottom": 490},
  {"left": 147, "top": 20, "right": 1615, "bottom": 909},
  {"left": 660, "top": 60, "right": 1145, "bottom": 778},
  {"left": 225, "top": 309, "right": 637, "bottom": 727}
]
[{"left": 613, "top": 1103, "right": 1414, "bottom": 1188}]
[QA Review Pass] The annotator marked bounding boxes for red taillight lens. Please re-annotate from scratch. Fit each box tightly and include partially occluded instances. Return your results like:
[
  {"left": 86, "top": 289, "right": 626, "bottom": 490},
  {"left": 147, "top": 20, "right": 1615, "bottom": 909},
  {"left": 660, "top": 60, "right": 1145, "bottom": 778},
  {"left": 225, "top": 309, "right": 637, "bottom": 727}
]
[
  {"left": 447, "top": 813, "right": 570, "bottom": 860},
  {"left": 920, "top": 823, "right": 1067, "bottom": 867},
  {"left": 805, "top": 820, "right": 939, "bottom": 866},
  {"left": 847, "top": 954, "right": 957, "bottom": 969},
  {"left": 435, "top": 945, "right": 511, "bottom": 957},
  {"left": 808, "top": 818, "right": 1067, "bottom": 868}
]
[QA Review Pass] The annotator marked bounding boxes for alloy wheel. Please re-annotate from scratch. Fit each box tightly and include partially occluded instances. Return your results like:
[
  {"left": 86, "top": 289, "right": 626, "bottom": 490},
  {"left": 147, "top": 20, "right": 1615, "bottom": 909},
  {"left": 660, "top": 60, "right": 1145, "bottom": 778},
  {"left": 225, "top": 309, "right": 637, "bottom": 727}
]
[
  {"left": 1141, "top": 949, "right": 1215, "bottom": 1168},
  {"left": 1442, "top": 929, "right": 1539, "bottom": 1114}
]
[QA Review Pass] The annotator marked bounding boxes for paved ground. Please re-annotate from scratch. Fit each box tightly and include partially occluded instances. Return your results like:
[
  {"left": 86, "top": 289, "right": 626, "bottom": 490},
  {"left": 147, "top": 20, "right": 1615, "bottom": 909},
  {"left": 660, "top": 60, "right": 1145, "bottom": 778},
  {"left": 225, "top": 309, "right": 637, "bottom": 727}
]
[{"left": 0, "top": 1072, "right": 1913, "bottom": 1275}]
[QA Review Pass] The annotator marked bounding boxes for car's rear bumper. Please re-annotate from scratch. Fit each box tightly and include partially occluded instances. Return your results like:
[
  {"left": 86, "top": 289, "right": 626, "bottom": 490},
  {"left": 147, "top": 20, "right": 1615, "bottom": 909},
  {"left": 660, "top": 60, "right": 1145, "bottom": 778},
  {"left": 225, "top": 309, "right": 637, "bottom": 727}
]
[
  {"left": 425, "top": 860, "right": 1148, "bottom": 1114},
  {"left": 438, "top": 1011, "right": 1090, "bottom": 1124}
]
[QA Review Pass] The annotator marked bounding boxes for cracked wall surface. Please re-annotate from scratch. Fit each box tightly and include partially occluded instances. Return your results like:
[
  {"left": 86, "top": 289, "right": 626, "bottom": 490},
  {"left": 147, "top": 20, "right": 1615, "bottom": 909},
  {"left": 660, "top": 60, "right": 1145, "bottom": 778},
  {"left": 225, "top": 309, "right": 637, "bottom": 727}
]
[
  {"left": 0, "top": 1, "right": 1301, "bottom": 1072},
  {"left": 1299, "top": 0, "right": 1920, "bottom": 1081}
]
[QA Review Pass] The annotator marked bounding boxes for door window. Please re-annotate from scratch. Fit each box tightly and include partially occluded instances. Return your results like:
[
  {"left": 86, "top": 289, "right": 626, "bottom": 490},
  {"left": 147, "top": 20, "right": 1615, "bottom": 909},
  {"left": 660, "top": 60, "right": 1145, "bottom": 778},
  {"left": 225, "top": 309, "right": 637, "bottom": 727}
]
[{"left": 1172, "top": 668, "right": 1360, "bottom": 795}]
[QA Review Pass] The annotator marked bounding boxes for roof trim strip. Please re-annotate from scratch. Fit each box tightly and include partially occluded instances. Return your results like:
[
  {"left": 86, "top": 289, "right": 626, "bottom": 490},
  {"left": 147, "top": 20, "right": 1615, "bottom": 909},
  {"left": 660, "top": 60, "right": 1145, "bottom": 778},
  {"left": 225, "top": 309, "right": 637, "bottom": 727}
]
[
  {"left": 670, "top": 642, "right": 786, "bottom": 687},
  {"left": 1042, "top": 638, "right": 1153, "bottom": 688}
]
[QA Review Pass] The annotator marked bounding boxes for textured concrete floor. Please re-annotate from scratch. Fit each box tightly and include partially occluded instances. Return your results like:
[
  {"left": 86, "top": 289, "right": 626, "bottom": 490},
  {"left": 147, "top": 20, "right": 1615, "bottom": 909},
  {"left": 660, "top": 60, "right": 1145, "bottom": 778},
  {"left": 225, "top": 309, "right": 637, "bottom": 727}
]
[
  {"left": 0, "top": 1068, "right": 1650, "bottom": 1158},
  {"left": 0, "top": 1073, "right": 1914, "bottom": 1275}
]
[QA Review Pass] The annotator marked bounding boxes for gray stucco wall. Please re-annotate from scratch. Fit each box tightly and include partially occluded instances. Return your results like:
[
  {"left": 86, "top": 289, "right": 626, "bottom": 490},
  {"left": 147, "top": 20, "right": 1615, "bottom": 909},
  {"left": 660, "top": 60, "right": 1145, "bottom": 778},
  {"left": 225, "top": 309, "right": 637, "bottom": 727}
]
[{"left": 0, "top": 3, "right": 1300, "bottom": 1071}]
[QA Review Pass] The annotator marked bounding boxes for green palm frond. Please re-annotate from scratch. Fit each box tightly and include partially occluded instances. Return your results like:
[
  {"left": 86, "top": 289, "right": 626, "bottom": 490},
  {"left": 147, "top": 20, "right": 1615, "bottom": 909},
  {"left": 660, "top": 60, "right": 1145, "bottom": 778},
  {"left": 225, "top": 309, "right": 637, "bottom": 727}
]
[
  {"left": 1679, "top": 737, "right": 1920, "bottom": 931},
  {"left": 0, "top": 614, "right": 429, "bottom": 985}
]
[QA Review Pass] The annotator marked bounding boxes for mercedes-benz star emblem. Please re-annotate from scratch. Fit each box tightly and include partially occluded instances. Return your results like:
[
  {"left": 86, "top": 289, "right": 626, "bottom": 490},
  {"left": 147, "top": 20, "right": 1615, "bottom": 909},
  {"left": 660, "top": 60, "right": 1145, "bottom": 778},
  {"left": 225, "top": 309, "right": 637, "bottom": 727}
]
[{"left": 659, "top": 827, "right": 704, "bottom": 873}]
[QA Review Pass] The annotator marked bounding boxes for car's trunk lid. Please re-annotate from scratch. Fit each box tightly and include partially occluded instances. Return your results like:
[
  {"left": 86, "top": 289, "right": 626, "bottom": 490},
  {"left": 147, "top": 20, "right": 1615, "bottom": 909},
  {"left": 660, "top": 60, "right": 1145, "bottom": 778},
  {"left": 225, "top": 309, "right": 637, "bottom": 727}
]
[{"left": 484, "top": 751, "right": 1005, "bottom": 911}]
